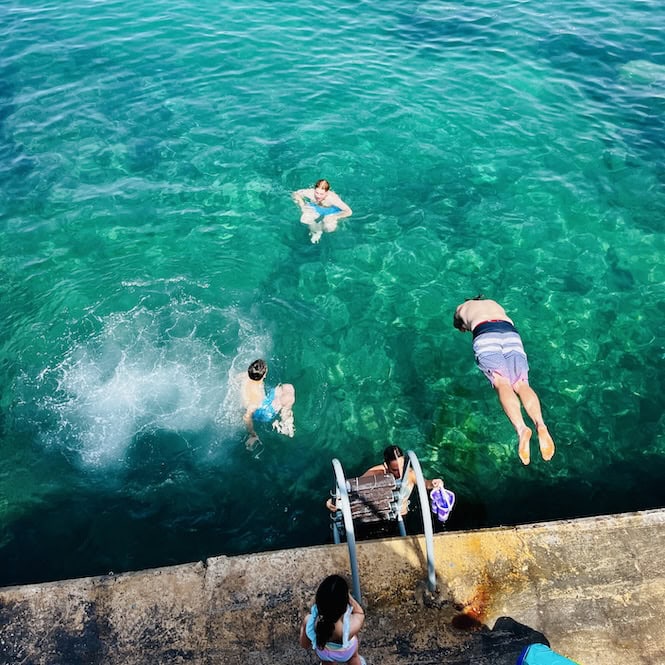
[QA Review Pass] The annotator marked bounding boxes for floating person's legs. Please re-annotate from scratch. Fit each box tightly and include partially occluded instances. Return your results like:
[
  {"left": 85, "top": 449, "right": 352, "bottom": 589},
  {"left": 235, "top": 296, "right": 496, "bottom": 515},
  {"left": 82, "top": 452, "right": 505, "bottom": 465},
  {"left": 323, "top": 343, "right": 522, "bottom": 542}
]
[
  {"left": 322, "top": 214, "right": 339, "bottom": 234},
  {"left": 300, "top": 210, "right": 323, "bottom": 243},
  {"left": 272, "top": 383, "right": 296, "bottom": 437},
  {"left": 309, "top": 225, "right": 323, "bottom": 243}
]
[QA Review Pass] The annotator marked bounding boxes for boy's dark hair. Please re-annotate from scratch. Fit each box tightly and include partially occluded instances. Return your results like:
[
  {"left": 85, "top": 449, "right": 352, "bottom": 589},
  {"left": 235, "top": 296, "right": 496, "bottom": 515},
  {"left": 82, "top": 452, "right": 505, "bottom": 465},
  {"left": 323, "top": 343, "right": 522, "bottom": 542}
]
[{"left": 248, "top": 359, "right": 267, "bottom": 381}]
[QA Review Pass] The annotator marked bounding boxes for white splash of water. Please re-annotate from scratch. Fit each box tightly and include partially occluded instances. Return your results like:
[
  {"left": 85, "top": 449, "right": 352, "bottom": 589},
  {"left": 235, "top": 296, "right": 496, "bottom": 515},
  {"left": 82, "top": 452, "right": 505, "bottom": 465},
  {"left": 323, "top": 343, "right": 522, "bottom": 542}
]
[{"left": 38, "top": 304, "right": 272, "bottom": 468}]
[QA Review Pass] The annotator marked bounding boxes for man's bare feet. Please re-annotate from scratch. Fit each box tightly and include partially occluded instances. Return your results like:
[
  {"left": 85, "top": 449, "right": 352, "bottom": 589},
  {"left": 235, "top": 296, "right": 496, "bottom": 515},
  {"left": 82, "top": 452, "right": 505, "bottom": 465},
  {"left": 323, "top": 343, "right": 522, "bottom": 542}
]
[
  {"left": 518, "top": 427, "right": 532, "bottom": 465},
  {"left": 537, "top": 425, "right": 555, "bottom": 461}
]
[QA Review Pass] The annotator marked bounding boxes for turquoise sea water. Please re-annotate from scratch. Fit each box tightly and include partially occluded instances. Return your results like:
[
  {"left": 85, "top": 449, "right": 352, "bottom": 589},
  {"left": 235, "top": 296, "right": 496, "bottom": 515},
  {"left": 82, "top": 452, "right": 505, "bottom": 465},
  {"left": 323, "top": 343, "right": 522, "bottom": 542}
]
[{"left": 1, "top": 0, "right": 664, "bottom": 586}]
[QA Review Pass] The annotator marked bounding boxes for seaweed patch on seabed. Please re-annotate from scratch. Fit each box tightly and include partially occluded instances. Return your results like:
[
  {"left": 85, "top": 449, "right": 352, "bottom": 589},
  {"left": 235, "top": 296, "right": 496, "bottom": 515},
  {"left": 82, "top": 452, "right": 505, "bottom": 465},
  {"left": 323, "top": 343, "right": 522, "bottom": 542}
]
[
  {"left": 0, "top": 74, "right": 29, "bottom": 166},
  {"left": 538, "top": 31, "right": 629, "bottom": 79},
  {"left": 539, "top": 31, "right": 665, "bottom": 174},
  {"left": 537, "top": 31, "right": 637, "bottom": 109},
  {"left": 0, "top": 75, "right": 16, "bottom": 126},
  {"left": 604, "top": 247, "right": 635, "bottom": 291},
  {"left": 125, "top": 137, "right": 163, "bottom": 174},
  {"left": 394, "top": 6, "right": 497, "bottom": 53}
]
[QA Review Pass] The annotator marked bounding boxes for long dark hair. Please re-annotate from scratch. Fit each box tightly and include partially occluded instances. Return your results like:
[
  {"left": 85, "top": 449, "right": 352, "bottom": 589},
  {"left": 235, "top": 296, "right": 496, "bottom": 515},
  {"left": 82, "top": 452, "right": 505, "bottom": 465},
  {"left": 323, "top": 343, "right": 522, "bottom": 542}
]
[
  {"left": 314, "top": 575, "right": 348, "bottom": 648},
  {"left": 383, "top": 445, "right": 403, "bottom": 465}
]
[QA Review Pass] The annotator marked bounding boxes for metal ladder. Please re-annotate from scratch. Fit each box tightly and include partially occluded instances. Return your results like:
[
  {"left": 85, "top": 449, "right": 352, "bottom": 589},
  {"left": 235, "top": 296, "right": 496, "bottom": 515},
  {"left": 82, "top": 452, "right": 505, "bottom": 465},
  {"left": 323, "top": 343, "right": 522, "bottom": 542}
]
[{"left": 330, "top": 450, "right": 437, "bottom": 602}]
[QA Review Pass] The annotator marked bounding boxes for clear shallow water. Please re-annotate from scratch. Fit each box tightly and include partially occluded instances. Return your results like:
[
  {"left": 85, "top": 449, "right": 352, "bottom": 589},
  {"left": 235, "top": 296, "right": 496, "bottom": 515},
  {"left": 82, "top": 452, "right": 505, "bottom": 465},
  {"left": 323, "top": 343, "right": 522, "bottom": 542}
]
[{"left": 1, "top": 0, "right": 664, "bottom": 586}]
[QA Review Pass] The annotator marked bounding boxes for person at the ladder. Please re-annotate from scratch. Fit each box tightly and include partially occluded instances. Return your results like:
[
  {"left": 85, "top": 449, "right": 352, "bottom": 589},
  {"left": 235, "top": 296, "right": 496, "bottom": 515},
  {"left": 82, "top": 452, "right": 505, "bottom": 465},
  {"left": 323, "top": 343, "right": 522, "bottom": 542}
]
[{"left": 325, "top": 446, "right": 443, "bottom": 515}]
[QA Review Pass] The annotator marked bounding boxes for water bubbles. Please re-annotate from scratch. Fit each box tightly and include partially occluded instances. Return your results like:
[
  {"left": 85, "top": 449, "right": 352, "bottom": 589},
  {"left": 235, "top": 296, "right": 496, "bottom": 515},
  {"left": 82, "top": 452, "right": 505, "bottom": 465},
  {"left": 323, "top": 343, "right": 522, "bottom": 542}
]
[{"left": 36, "top": 300, "right": 272, "bottom": 469}]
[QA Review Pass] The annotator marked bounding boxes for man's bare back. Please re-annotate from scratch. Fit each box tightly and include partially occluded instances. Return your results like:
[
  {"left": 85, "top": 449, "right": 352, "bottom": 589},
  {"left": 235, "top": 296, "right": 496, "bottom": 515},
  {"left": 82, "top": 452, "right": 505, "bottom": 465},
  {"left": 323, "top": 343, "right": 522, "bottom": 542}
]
[{"left": 454, "top": 298, "right": 513, "bottom": 332}]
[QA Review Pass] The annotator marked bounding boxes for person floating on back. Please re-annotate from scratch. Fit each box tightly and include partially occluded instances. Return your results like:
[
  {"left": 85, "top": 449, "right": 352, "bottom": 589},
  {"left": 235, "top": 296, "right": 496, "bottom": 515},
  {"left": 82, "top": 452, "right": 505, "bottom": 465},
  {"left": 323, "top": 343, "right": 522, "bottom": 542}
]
[
  {"left": 453, "top": 297, "right": 556, "bottom": 465},
  {"left": 292, "top": 178, "right": 352, "bottom": 243},
  {"left": 300, "top": 574, "right": 366, "bottom": 665},
  {"left": 241, "top": 359, "right": 295, "bottom": 451}
]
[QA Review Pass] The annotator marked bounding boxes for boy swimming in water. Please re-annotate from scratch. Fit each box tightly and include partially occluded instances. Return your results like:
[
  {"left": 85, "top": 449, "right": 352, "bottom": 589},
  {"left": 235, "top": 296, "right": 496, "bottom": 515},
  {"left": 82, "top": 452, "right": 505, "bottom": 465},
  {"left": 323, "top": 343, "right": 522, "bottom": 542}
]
[
  {"left": 241, "top": 359, "right": 295, "bottom": 451},
  {"left": 292, "top": 178, "right": 352, "bottom": 243}
]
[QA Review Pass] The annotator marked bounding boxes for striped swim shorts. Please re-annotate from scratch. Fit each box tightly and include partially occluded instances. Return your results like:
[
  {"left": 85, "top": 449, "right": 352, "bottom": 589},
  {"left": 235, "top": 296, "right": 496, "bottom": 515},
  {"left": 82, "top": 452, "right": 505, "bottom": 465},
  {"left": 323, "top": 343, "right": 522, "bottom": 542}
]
[{"left": 472, "top": 320, "right": 529, "bottom": 387}]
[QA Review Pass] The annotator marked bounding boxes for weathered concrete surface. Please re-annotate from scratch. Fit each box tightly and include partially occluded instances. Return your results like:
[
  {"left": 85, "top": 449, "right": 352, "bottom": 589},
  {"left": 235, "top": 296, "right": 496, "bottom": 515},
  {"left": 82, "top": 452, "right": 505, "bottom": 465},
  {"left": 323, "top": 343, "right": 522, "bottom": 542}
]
[{"left": 1, "top": 509, "right": 664, "bottom": 665}]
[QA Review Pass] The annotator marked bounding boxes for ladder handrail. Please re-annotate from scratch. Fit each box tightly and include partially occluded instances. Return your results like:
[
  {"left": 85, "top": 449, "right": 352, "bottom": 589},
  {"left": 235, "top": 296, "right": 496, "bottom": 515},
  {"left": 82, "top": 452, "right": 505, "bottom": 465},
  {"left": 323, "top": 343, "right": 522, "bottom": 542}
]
[
  {"left": 401, "top": 451, "right": 437, "bottom": 593},
  {"left": 331, "top": 458, "right": 362, "bottom": 603}
]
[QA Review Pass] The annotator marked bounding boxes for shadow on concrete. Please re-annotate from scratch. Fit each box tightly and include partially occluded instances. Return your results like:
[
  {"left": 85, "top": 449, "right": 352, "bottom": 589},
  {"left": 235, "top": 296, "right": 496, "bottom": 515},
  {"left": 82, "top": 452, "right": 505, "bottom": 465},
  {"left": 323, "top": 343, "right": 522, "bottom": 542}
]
[{"left": 449, "top": 614, "right": 576, "bottom": 664}]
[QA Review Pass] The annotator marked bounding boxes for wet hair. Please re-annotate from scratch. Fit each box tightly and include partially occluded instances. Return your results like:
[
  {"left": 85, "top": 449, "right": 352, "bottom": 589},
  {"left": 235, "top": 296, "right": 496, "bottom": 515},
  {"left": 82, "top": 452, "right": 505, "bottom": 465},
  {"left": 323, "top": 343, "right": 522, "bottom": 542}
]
[
  {"left": 314, "top": 575, "right": 349, "bottom": 649},
  {"left": 314, "top": 179, "right": 330, "bottom": 191},
  {"left": 247, "top": 359, "right": 267, "bottom": 381},
  {"left": 383, "top": 445, "right": 404, "bottom": 465}
]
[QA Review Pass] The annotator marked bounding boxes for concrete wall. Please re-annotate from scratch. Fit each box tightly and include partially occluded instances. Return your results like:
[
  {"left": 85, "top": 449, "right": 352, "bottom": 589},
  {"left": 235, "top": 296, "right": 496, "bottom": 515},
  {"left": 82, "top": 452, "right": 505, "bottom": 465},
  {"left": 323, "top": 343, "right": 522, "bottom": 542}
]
[{"left": 1, "top": 509, "right": 664, "bottom": 665}]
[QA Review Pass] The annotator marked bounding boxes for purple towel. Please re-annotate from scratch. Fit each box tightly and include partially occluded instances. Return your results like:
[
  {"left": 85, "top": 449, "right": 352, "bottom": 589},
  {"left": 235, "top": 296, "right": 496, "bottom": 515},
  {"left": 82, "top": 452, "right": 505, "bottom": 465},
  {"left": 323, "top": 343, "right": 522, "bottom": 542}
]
[{"left": 430, "top": 485, "right": 456, "bottom": 523}]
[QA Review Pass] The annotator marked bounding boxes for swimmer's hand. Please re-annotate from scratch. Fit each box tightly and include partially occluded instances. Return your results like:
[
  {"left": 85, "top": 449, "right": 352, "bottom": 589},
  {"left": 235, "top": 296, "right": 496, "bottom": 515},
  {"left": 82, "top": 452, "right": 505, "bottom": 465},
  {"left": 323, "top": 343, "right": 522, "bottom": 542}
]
[
  {"left": 245, "top": 435, "right": 261, "bottom": 451},
  {"left": 326, "top": 498, "right": 338, "bottom": 512},
  {"left": 430, "top": 478, "right": 443, "bottom": 491}
]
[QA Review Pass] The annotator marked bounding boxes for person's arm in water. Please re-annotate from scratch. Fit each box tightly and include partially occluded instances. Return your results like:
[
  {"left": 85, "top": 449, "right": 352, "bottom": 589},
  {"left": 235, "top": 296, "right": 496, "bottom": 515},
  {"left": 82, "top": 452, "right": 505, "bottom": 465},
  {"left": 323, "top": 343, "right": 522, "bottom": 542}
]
[
  {"left": 325, "top": 191, "right": 352, "bottom": 219},
  {"left": 360, "top": 462, "right": 386, "bottom": 477},
  {"left": 243, "top": 407, "right": 258, "bottom": 438},
  {"left": 292, "top": 188, "right": 314, "bottom": 210}
]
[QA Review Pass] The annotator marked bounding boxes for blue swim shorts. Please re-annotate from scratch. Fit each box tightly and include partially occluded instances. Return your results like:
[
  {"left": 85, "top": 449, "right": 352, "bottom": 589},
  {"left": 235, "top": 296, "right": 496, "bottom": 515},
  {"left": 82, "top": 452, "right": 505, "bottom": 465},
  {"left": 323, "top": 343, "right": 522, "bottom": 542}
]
[{"left": 252, "top": 388, "right": 277, "bottom": 423}]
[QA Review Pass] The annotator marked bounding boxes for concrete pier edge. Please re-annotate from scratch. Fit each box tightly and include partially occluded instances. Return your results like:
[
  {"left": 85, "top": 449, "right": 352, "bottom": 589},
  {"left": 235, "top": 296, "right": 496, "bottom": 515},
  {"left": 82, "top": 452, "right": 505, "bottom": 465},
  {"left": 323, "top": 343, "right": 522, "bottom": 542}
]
[{"left": 1, "top": 508, "right": 664, "bottom": 664}]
